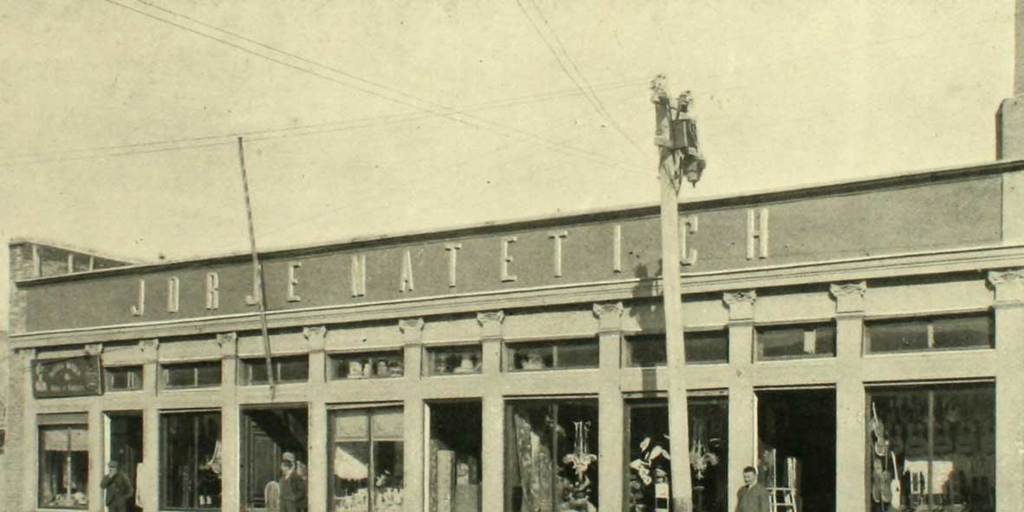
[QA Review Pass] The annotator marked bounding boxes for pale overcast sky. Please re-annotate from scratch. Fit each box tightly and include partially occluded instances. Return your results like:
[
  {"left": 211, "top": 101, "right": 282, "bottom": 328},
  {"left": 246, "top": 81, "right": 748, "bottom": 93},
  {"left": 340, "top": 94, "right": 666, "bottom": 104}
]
[{"left": 0, "top": 0, "right": 1016, "bottom": 326}]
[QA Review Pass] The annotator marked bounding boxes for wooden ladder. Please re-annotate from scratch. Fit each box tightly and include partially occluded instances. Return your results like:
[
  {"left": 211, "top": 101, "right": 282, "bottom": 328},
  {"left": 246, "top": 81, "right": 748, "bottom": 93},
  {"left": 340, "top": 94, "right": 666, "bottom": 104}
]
[{"left": 768, "top": 487, "right": 797, "bottom": 512}]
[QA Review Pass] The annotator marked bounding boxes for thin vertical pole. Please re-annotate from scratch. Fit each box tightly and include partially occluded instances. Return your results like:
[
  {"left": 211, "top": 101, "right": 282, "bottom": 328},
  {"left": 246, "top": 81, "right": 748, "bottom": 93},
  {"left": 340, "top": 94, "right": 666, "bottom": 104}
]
[
  {"left": 237, "top": 137, "right": 275, "bottom": 396},
  {"left": 653, "top": 78, "right": 695, "bottom": 511}
]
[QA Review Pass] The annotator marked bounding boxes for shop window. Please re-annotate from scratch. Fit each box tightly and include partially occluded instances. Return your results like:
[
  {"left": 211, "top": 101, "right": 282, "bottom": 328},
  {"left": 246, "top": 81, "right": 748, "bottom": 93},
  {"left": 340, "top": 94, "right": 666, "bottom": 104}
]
[
  {"left": 163, "top": 361, "right": 222, "bottom": 389},
  {"left": 104, "top": 365, "right": 143, "bottom": 392},
  {"left": 38, "top": 415, "right": 89, "bottom": 509},
  {"left": 505, "top": 399, "right": 599, "bottom": 511},
  {"left": 160, "top": 411, "right": 222, "bottom": 509},
  {"left": 867, "top": 384, "right": 994, "bottom": 512},
  {"left": 756, "top": 323, "right": 836, "bottom": 360},
  {"left": 241, "top": 408, "right": 308, "bottom": 511},
  {"left": 240, "top": 356, "right": 309, "bottom": 385},
  {"left": 507, "top": 339, "right": 599, "bottom": 371},
  {"left": 866, "top": 313, "right": 993, "bottom": 354},
  {"left": 425, "top": 345, "right": 482, "bottom": 376},
  {"left": 624, "top": 335, "right": 666, "bottom": 367},
  {"left": 331, "top": 351, "right": 404, "bottom": 380},
  {"left": 330, "top": 407, "right": 404, "bottom": 512},
  {"left": 429, "top": 401, "right": 482, "bottom": 512},
  {"left": 626, "top": 398, "right": 729, "bottom": 512}
]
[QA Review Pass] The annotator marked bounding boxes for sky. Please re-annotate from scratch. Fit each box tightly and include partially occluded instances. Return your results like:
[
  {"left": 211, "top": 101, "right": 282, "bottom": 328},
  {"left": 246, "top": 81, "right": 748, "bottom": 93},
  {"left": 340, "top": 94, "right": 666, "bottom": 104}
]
[{"left": 0, "top": 0, "right": 1016, "bottom": 327}]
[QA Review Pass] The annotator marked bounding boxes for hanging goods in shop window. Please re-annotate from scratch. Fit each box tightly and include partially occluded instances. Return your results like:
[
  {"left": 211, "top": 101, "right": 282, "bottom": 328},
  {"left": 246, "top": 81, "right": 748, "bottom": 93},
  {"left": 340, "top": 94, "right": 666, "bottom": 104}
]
[{"left": 560, "top": 420, "right": 597, "bottom": 512}]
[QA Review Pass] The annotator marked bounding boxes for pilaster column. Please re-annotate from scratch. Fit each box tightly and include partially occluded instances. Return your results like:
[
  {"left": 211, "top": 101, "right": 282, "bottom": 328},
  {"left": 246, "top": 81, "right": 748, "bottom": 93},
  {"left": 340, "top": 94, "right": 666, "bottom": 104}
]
[
  {"left": 398, "top": 318, "right": 425, "bottom": 512},
  {"left": 138, "top": 339, "right": 160, "bottom": 512},
  {"left": 85, "top": 344, "right": 104, "bottom": 512},
  {"left": 477, "top": 311, "right": 505, "bottom": 509},
  {"left": 831, "top": 281, "right": 867, "bottom": 511},
  {"left": 217, "top": 333, "right": 239, "bottom": 512},
  {"left": 988, "top": 269, "right": 1024, "bottom": 511},
  {"left": 594, "top": 302, "right": 625, "bottom": 511},
  {"left": 723, "top": 290, "right": 757, "bottom": 512},
  {"left": 20, "top": 349, "right": 37, "bottom": 512},
  {"left": 303, "top": 326, "right": 329, "bottom": 512}
]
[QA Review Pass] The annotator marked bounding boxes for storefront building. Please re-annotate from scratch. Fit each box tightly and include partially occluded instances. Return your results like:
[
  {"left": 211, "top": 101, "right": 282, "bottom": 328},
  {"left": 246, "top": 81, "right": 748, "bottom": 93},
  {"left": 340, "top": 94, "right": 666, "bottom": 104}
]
[{"left": 5, "top": 160, "right": 1024, "bottom": 512}]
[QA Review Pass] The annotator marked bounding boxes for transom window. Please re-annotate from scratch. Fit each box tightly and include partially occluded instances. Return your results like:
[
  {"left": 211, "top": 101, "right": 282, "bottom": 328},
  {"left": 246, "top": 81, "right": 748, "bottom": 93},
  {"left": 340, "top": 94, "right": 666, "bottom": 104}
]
[
  {"left": 240, "top": 355, "right": 309, "bottom": 385},
  {"left": 104, "top": 365, "right": 143, "bottom": 392},
  {"left": 624, "top": 330, "right": 729, "bottom": 367},
  {"left": 162, "top": 361, "right": 222, "bottom": 389},
  {"left": 756, "top": 323, "right": 836, "bottom": 360},
  {"left": 865, "top": 313, "right": 993, "bottom": 354},
  {"left": 425, "top": 345, "right": 482, "bottom": 376},
  {"left": 506, "top": 339, "right": 599, "bottom": 371},
  {"left": 330, "top": 351, "right": 404, "bottom": 380}
]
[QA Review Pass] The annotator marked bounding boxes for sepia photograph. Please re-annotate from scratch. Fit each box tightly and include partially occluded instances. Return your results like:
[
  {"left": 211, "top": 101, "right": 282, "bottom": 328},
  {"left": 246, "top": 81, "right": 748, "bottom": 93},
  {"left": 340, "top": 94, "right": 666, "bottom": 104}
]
[{"left": 0, "top": 1, "right": 1021, "bottom": 511}]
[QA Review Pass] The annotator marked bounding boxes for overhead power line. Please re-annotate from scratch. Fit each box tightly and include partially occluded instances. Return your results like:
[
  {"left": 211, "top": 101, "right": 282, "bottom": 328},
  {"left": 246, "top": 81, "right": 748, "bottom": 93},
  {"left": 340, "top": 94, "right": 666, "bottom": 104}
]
[{"left": 100, "top": 0, "right": 645, "bottom": 174}]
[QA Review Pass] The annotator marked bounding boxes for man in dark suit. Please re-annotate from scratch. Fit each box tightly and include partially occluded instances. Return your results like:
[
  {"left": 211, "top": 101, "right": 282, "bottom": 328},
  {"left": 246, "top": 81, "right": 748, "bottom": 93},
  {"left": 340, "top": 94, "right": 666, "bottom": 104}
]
[
  {"left": 100, "top": 460, "right": 135, "bottom": 512},
  {"left": 279, "top": 452, "right": 307, "bottom": 512},
  {"left": 736, "top": 466, "right": 770, "bottom": 512}
]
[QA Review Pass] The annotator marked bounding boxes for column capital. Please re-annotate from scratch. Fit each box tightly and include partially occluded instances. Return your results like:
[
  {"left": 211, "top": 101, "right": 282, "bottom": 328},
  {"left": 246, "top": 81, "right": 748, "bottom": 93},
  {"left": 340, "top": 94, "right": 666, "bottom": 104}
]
[
  {"left": 398, "top": 318, "right": 425, "bottom": 345},
  {"left": 988, "top": 268, "right": 1024, "bottom": 305},
  {"left": 592, "top": 302, "right": 624, "bottom": 333},
  {"left": 723, "top": 290, "right": 757, "bottom": 322},
  {"left": 477, "top": 310, "right": 506, "bottom": 340},
  {"left": 216, "top": 332, "right": 238, "bottom": 358},
  {"left": 303, "top": 325, "right": 328, "bottom": 352},
  {"left": 84, "top": 343, "right": 103, "bottom": 357},
  {"left": 138, "top": 339, "right": 159, "bottom": 363},
  {"left": 830, "top": 281, "right": 867, "bottom": 315}
]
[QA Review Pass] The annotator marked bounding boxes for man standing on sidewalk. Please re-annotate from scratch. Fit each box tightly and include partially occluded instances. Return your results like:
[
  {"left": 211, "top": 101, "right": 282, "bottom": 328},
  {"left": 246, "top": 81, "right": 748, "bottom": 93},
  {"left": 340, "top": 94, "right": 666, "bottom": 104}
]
[
  {"left": 101, "top": 460, "right": 135, "bottom": 512},
  {"left": 736, "top": 466, "right": 770, "bottom": 512}
]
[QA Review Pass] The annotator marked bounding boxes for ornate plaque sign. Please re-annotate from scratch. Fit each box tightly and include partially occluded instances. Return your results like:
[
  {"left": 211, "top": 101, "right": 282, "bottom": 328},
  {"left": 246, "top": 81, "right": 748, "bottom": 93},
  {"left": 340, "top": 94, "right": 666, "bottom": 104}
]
[{"left": 32, "top": 356, "right": 102, "bottom": 398}]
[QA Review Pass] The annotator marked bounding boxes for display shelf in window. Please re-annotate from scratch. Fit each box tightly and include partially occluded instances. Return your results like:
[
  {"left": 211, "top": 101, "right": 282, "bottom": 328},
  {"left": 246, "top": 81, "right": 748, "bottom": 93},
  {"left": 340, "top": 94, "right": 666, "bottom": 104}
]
[
  {"left": 506, "top": 338, "right": 599, "bottom": 371},
  {"left": 425, "top": 345, "right": 482, "bottom": 376},
  {"left": 240, "top": 355, "right": 309, "bottom": 385},
  {"left": 330, "top": 351, "right": 404, "bottom": 380},
  {"left": 865, "top": 313, "right": 993, "bottom": 354},
  {"left": 756, "top": 323, "right": 836, "bottom": 360},
  {"left": 104, "top": 365, "right": 143, "bottom": 392},
  {"left": 162, "top": 361, "right": 222, "bottom": 389}
]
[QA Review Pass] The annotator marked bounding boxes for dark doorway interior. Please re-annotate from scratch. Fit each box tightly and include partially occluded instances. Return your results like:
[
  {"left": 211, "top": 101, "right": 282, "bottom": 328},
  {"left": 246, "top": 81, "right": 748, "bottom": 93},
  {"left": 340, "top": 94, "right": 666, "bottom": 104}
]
[
  {"left": 757, "top": 388, "right": 836, "bottom": 512},
  {"left": 108, "top": 412, "right": 143, "bottom": 512},
  {"left": 241, "top": 407, "right": 309, "bottom": 511},
  {"left": 429, "top": 401, "right": 483, "bottom": 512}
]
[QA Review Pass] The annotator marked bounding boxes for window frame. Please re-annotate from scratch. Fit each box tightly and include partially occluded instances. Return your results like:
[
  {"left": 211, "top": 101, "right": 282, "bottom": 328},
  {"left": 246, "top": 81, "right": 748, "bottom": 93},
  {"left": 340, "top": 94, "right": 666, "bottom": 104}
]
[
  {"left": 329, "top": 350, "right": 405, "bottom": 380},
  {"left": 328, "top": 405, "right": 405, "bottom": 512},
  {"left": 505, "top": 337, "right": 600, "bottom": 372},
  {"left": 37, "top": 422, "right": 90, "bottom": 510},
  {"left": 864, "top": 312, "right": 994, "bottom": 355},
  {"left": 159, "top": 410, "right": 223, "bottom": 511},
  {"left": 423, "top": 344, "right": 483, "bottom": 376},
  {"left": 754, "top": 322, "right": 837, "bottom": 361},
  {"left": 239, "top": 355, "right": 310, "bottom": 385},
  {"left": 103, "top": 365, "right": 144, "bottom": 392}
]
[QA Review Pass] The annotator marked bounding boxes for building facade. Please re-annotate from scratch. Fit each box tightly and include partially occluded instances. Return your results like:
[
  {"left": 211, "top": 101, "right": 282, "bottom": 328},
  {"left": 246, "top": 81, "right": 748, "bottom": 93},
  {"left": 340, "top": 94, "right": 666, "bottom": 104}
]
[{"left": 6, "top": 160, "right": 1024, "bottom": 512}]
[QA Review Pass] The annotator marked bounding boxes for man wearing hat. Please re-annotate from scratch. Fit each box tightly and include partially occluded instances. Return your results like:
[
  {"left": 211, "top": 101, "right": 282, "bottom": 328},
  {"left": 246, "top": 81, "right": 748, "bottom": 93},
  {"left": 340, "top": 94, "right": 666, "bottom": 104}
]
[
  {"left": 100, "top": 460, "right": 135, "bottom": 512},
  {"left": 279, "top": 452, "right": 307, "bottom": 512}
]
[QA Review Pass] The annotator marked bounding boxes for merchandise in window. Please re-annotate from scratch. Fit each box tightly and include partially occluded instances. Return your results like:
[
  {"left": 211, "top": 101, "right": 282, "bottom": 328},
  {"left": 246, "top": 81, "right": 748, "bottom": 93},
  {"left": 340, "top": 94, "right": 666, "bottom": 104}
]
[
  {"left": 331, "top": 407, "right": 404, "bottom": 512},
  {"left": 865, "top": 314, "right": 993, "bottom": 353},
  {"left": 756, "top": 324, "right": 836, "bottom": 360},
  {"left": 331, "top": 351, "right": 404, "bottom": 380},
  {"left": 425, "top": 346, "right": 482, "bottom": 376},
  {"left": 38, "top": 420, "right": 89, "bottom": 509},
  {"left": 867, "top": 384, "right": 995, "bottom": 512},
  {"left": 161, "top": 411, "right": 222, "bottom": 509},
  {"left": 505, "top": 400, "right": 599, "bottom": 512},
  {"left": 507, "top": 339, "right": 599, "bottom": 371},
  {"left": 428, "top": 401, "right": 482, "bottom": 512},
  {"left": 240, "top": 356, "right": 309, "bottom": 385},
  {"left": 626, "top": 398, "right": 729, "bottom": 512},
  {"left": 105, "top": 366, "right": 143, "bottom": 392},
  {"left": 163, "top": 362, "right": 222, "bottom": 389}
]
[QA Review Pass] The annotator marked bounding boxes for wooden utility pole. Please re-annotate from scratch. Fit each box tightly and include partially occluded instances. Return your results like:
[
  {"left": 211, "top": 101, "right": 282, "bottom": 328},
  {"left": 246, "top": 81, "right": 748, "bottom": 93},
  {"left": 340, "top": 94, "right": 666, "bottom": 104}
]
[{"left": 652, "top": 74, "right": 705, "bottom": 512}]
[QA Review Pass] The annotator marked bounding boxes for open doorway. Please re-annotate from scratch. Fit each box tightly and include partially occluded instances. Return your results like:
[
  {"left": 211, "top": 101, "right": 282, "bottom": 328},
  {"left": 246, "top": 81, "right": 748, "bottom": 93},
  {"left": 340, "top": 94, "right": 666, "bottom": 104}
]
[
  {"left": 757, "top": 388, "right": 836, "bottom": 512},
  {"left": 241, "top": 406, "right": 309, "bottom": 511},
  {"left": 427, "top": 400, "right": 482, "bottom": 512},
  {"left": 105, "top": 412, "right": 143, "bottom": 512}
]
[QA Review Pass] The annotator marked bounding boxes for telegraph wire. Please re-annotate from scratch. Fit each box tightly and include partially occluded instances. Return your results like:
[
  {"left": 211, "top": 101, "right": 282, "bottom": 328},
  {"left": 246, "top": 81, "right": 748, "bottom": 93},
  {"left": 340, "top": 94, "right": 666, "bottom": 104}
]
[
  {"left": 101, "top": 0, "right": 645, "bottom": 173},
  {"left": 514, "top": 0, "right": 646, "bottom": 156}
]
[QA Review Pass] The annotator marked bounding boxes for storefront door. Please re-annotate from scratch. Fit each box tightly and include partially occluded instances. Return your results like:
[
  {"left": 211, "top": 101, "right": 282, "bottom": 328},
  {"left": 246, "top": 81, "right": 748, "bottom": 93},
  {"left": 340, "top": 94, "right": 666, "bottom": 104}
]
[
  {"left": 756, "top": 388, "right": 836, "bottom": 512},
  {"left": 105, "top": 412, "right": 143, "bottom": 512}
]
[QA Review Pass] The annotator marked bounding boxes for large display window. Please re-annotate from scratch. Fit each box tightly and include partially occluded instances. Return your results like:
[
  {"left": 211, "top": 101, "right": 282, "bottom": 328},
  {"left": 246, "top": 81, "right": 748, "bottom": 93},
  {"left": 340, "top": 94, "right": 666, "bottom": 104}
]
[
  {"left": 160, "top": 411, "right": 223, "bottom": 510},
  {"left": 330, "top": 406, "right": 404, "bottom": 512},
  {"left": 241, "top": 407, "right": 308, "bottom": 511},
  {"left": 38, "top": 414, "right": 89, "bottom": 509},
  {"left": 505, "top": 399, "right": 599, "bottom": 512},
  {"left": 625, "top": 397, "right": 728, "bottom": 512},
  {"left": 867, "top": 384, "right": 995, "bottom": 512}
]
